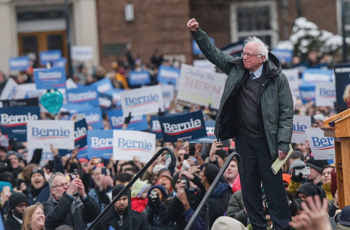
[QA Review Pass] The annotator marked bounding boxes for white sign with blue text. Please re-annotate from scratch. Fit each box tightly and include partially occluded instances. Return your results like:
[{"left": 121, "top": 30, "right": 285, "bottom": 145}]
[
  {"left": 120, "top": 85, "right": 164, "bottom": 117},
  {"left": 315, "top": 82, "right": 336, "bottom": 107},
  {"left": 306, "top": 128, "right": 335, "bottom": 160},
  {"left": 292, "top": 115, "right": 311, "bottom": 144},
  {"left": 303, "top": 69, "right": 333, "bottom": 82},
  {"left": 113, "top": 130, "right": 156, "bottom": 162},
  {"left": 27, "top": 120, "right": 74, "bottom": 150}
]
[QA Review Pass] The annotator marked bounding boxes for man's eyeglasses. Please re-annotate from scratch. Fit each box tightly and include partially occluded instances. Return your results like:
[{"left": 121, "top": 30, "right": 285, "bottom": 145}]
[
  {"left": 241, "top": 52, "right": 262, "bottom": 58},
  {"left": 52, "top": 182, "right": 69, "bottom": 188}
]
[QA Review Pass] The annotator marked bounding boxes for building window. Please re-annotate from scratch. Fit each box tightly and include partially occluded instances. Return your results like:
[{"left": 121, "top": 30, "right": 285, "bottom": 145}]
[
  {"left": 338, "top": 0, "right": 350, "bottom": 36},
  {"left": 230, "top": 1, "right": 278, "bottom": 48}
]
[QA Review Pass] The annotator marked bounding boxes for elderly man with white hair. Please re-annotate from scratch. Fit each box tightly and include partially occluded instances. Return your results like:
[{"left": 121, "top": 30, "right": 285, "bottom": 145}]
[{"left": 187, "top": 18, "right": 293, "bottom": 230}]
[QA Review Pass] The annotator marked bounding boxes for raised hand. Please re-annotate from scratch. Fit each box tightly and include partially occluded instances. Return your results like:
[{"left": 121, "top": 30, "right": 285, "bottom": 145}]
[{"left": 186, "top": 18, "right": 199, "bottom": 32}]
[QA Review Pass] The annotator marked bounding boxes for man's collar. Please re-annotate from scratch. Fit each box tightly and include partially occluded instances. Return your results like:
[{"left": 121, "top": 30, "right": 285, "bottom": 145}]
[{"left": 251, "top": 65, "right": 264, "bottom": 79}]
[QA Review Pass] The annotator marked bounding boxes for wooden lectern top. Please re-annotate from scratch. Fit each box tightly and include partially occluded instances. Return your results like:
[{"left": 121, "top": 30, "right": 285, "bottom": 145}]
[{"left": 322, "top": 108, "right": 350, "bottom": 138}]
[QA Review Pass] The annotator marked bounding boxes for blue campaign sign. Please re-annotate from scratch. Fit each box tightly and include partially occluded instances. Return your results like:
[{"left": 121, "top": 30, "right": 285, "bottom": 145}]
[
  {"left": 93, "top": 78, "right": 113, "bottom": 93},
  {"left": 221, "top": 41, "right": 244, "bottom": 57},
  {"left": 99, "top": 93, "right": 113, "bottom": 110},
  {"left": 105, "top": 88, "right": 123, "bottom": 108},
  {"left": 157, "top": 65, "right": 180, "bottom": 85},
  {"left": 87, "top": 130, "right": 113, "bottom": 159},
  {"left": 192, "top": 119, "right": 216, "bottom": 143},
  {"left": 75, "top": 118, "right": 88, "bottom": 150},
  {"left": 159, "top": 111, "right": 206, "bottom": 142},
  {"left": 76, "top": 107, "right": 103, "bottom": 130},
  {"left": 0, "top": 106, "right": 40, "bottom": 141},
  {"left": 61, "top": 103, "right": 94, "bottom": 114},
  {"left": 129, "top": 70, "right": 151, "bottom": 86},
  {"left": 299, "top": 83, "right": 316, "bottom": 104},
  {"left": 107, "top": 108, "right": 148, "bottom": 130},
  {"left": 40, "top": 50, "right": 61, "bottom": 65},
  {"left": 66, "top": 85, "right": 99, "bottom": 106},
  {"left": 9, "top": 56, "right": 30, "bottom": 71},
  {"left": 193, "top": 37, "right": 215, "bottom": 55},
  {"left": 52, "top": 58, "right": 66, "bottom": 68},
  {"left": 150, "top": 115, "right": 163, "bottom": 139},
  {"left": 272, "top": 49, "right": 293, "bottom": 64},
  {"left": 34, "top": 67, "right": 66, "bottom": 89}
]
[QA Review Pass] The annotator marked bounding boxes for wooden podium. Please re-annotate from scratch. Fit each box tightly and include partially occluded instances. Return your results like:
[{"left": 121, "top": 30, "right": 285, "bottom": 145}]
[{"left": 322, "top": 108, "right": 350, "bottom": 208}]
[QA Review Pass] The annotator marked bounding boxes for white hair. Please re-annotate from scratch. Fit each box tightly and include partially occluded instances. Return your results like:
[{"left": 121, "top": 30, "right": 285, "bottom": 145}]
[{"left": 244, "top": 36, "right": 269, "bottom": 61}]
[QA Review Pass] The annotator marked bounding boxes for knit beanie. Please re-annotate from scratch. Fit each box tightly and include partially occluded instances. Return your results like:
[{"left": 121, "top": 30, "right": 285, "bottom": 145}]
[
  {"left": 9, "top": 192, "right": 28, "bottom": 210},
  {"left": 147, "top": 185, "right": 168, "bottom": 199},
  {"left": 112, "top": 184, "right": 130, "bottom": 198},
  {"left": 306, "top": 158, "right": 328, "bottom": 174},
  {"left": 204, "top": 163, "right": 219, "bottom": 185},
  {"left": 212, "top": 216, "right": 247, "bottom": 230}
]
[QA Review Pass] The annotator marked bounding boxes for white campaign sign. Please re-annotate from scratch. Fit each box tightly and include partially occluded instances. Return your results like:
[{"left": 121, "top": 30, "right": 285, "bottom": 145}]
[
  {"left": 283, "top": 68, "right": 299, "bottom": 83},
  {"left": 292, "top": 115, "right": 311, "bottom": 144},
  {"left": 27, "top": 120, "right": 74, "bottom": 150},
  {"left": 72, "top": 46, "right": 93, "bottom": 61},
  {"left": 1, "top": 78, "right": 18, "bottom": 100},
  {"left": 177, "top": 64, "right": 227, "bottom": 109},
  {"left": 120, "top": 85, "right": 163, "bottom": 117},
  {"left": 162, "top": 84, "right": 175, "bottom": 109},
  {"left": 315, "top": 82, "right": 336, "bottom": 107},
  {"left": 14, "top": 83, "right": 43, "bottom": 99},
  {"left": 306, "top": 128, "right": 335, "bottom": 160},
  {"left": 113, "top": 130, "right": 156, "bottom": 162}
]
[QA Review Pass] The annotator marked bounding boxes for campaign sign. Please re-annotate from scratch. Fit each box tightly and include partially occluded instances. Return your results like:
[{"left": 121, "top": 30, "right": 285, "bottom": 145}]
[
  {"left": 159, "top": 111, "right": 206, "bottom": 142},
  {"left": 271, "top": 49, "right": 293, "bottom": 63},
  {"left": 87, "top": 130, "right": 113, "bottom": 159},
  {"left": 93, "top": 78, "right": 113, "bottom": 93},
  {"left": 113, "top": 130, "right": 156, "bottom": 162},
  {"left": 105, "top": 89, "right": 123, "bottom": 106},
  {"left": 107, "top": 108, "right": 148, "bottom": 131},
  {"left": 193, "top": 60, "right": 216, "bottom": 72},
  {"left": 292, "top": 115, "right": 311, "bottom": 144},
  {"left": 66, "top": 85, "right": 99, "bottom": 106},
  {"left": 334, "top": 64, "right": 350, "bottom": 113},
  {"left": 149, "top": 115, "right": 162, "bottom": 139},
  {"left": 0, "top": 106, "right": 40, "bottom": 141},
  {"left": 306, "top": 128, "right": 335, "bottom": 160},
  {"left": 193, "top": 37, "right": 215, "bottom": 55},
  {"left": 283, "top": 68, "right": 300, "bottom": 83},
  {"left": 52, "top": 58, "right": 66, "bottom": 69},
  {"left": 72, "top": 46, "right": 93, "bottom": 61},
  {"left": 221, "top": 41, "right": 244, "bottom": 57},
  {"left": 157, "top": 65, "right": 180, "bottom": 85},
  {"left": 27, "top": 120, "right": 74, "bottom": 150},
  {"left": 1, "top": 78, "right": 18, "bottom": 100},
  {"left": 192, "top": 119, "right": 216, "bottom": 143},
  {"left": 0, "top": 98, "right": 38, "bottom": 108},
  {"left": 14, "top": 83, "right": 44, "bottom": 100},
  {"left": 302, "top": 69, "right": 333, "bottom": 82},
  {"left": 99, "top": 93, "right": 113, "bottom": 109},
  {"left": 74, "top": 118, "right": 88, "bottom": 151},
  {"left": 129, "top": 70, "right": 151, "bottom": 86},
  {"left": 34, "top": 67, "right": 66, "bottom": 89},
  {"left": 9, "top": 56, "right": 30, "bottom": 71},
  {"left": 61, "top": 103, "right": 93, "bottom": 114},
  {"left": 299, "top": 83, "right": 315, "bottom": 104},
  {"left": 40, "top": 50, "right": 61, "bottom": 65},
  {"left": 315, "top": 82, "right": 336, "bottom": 107},
  {"left": 76, "top": 107, "right": 103, "bottom": 130},
  {"left": 177, "top": 64, "right": 227, "bottom": 109},
  {"left": 162, "top": 84, "right": 174, "bottom": 109},
  {"left": 120, "top": 85, "right": 164, "bottom": 117}
]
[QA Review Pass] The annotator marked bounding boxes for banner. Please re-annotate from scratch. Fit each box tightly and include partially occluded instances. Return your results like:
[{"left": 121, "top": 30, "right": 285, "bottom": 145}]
[
  {"left": 193, "top": 60, "right": 216, "bottom": 72},
  {"left": 9, "top": 56, "right": 30, "bottom": 71},
  {"left": 98, "top": 93, "right": 113, "bottom": 109},
  {"left": 40, "top": 50, "right": 61, "bottom": 65},
  {"left": 93, "top": 78, "right": 113, "bottom": 93},
  {"left": 0, "top": 98, "right": 38, "bottom": 108},
  {"left": 162, "top": 84, "right": 174, "bottom": 109},
  {"left": 302, "top": 69, "right": 333, "bottom": 82},
  {"left": 1, "top": 78, "right": 18, "bottom": 100},
  {"left": 87, "top": 130, "right": 113, "bottom": 159},
  {"left": 34, "top": 67, "right": 66, "bottom": 89},
  {"left": 74, "top": 118, "right": 88, "bottom": 150},
  {"left": 192, "top": 119, "right": 216, "bottom": 143},
  {"left": 27, "top": 120, "right": 74, "bottom": 149},
  {"left": 177, "top": 64, "right": 227, "bottom": 109},
  {"left": 72, "top": 46, "right": 93, "bottom": 61},
  {"left": 315, "top": 82, "right": 336, "bottom": 107},
  {"left": 107, "top": 108, "right": 148, "bottom": 130},
  {"left": 129, "top": 70, "right": 151, "bottom": 86},
  {"left": 14, "top": 83, "right": 43, "bottom": 99},
  {"left": 149, "top": 115, "right": 162, "bottom": 139},
  {"left": 299, "top": 83, "right": 315, "bottom": 104},
  {"left": 113, "top": 130, "right": 156, "bottom": 162},
  {"left": 61, "top": 103, "right": 93, "bottom": 114},
  {"left": 159, "top": 111, "right": 206, "bottom": 142},
  {"left": 0, "top": 106, "right": 40, "bottom": 141},
  {"left": 120, "top": 85, "right": 163, "bottom": 117},
  {"left": 157, "top": 65, "right": 180, "bottom": 85},
  {"left": 66, "top": 85, "right": 99, "bottom": 106},
  {"left": 306, "top": 128, "right": 335, "bottom": 160},
  {"left": 272, "top": 49, "right": 293, "bottom": 64},
  {"left": 52, "top": 58, "right": 66, "bottom": 69},
  {"left": 105, "top": 89, "right": 123, "bottom": 106},
  {"left": 292, "top": 115, "right": 311, "bottom": 144},
  {"left": 76, "top": 107, "right": 103, "bottom": 130},
  {"left": 283, "top": 68, "right": 300, "bottom": 83},
  {"left": 334, "top": 64, "right": 350, "bottom": 113}
]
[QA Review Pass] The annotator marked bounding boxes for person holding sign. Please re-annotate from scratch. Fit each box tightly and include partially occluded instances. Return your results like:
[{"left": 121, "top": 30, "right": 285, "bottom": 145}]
[{"left": 187, "top": 18, "right": 294, "bottom": 230}]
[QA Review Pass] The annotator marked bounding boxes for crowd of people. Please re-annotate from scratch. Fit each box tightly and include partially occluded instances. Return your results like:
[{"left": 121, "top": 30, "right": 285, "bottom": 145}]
[{"left": 0, "top": 19, "right": 349, "bottom": 230}]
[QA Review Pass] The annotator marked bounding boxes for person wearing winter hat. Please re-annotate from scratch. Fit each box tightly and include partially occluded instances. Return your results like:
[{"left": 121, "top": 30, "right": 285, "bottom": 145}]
[
  {"left": 4, "top": 192, "right": 29, "bottom": 230},
  {"left": 211, "top": 216, "right": 247, "bottom": 230},
  {"left": 93, "top": 184, "right": 149, "bottom": 230},
  {"left": 7, "top": 151, "right": 23, "bottom": 179},
  {"left": 27, "top": 168, "right": 50, "bottom": 204},
  {"left": 306, "top": 158, "right": 328, "bottom": 186},
  {"left": 336, "top": 206, "right": 350, "bottom": 230}
]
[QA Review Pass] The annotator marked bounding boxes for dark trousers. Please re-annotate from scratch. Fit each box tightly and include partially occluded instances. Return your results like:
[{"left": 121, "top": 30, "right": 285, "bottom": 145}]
[{"left": 235, "top": 135, "right": 291, "bottom": 230}]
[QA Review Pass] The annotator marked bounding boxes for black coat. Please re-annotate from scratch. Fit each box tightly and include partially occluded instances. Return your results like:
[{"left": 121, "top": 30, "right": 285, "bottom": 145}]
[
  {"left": 4, "top": 213, "right": 22, "bottom": 230},
  {"left": 207, "top": 182, "right": 232, "bottom": 227},
  {"left": 44, "top": 193, "right": 100, "bottom": 230}
]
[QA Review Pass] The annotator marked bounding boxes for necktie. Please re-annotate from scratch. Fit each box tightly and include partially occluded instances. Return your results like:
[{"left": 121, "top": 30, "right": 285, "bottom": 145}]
[{"left": 250, "top": 73, "right": 256, "bottom": 80}]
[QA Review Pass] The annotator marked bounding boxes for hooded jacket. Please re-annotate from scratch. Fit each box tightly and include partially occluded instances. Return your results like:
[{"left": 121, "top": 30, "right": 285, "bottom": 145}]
[{"left": 192, "top": 29, "right": 293, "bottom": 159}]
